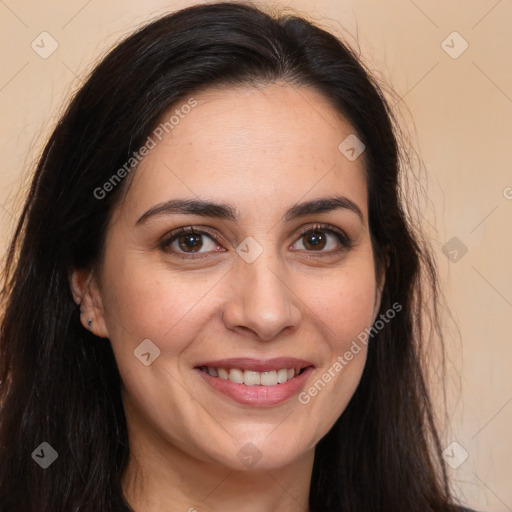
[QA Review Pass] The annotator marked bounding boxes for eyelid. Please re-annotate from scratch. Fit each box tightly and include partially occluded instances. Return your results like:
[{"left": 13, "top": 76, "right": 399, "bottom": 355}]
[
  {"left": 164, "top": 225, "right": 221, "bottom": 243},
  {"left": 159, "top": 225, "right": 224, "bottom": 258},
  {"left": 294, "top": 222, "right": 354, "bottom": 249}
]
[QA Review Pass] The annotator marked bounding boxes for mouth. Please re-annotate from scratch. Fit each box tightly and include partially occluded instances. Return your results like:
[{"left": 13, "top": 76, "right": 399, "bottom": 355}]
[
  {"left": 196, "top": 365, "right": 309, "bottom": 386},
  {"left": 193, "top": 357, "right": 314, "bottom": 406}
]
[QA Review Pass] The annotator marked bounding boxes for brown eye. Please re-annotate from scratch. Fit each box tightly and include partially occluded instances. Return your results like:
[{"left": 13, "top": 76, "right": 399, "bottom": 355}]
[
  {"left": 177, "top": 232, "right": 203, "bottom": 252},
  {"left": 303, "top": 230, "right": 327, "bottom": 250},
  {"left": 291, "top": 224, "right": 353, "bottom": 253},
  {"left": 161, "top": 226, "right": 224, "bottom": 258}
]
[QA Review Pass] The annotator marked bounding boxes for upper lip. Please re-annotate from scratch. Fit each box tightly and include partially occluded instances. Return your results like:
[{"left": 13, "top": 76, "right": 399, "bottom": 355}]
[{"left": 194, "top": 357, "right": 314, "bottom": 372}]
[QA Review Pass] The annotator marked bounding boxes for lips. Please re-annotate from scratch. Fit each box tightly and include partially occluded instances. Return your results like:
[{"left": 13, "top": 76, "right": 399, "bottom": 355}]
[{"left": 194, "top": 357, "right": 314, "bottom": 406}]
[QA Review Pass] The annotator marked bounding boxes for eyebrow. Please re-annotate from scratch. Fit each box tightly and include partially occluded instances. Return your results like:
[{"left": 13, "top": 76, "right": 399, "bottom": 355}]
[{"left": 135, "top": 195, "right": 363, "bottom": 226}]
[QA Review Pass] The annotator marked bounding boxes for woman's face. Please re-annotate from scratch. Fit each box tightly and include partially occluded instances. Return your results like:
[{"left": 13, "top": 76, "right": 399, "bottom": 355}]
[{"left": 88, "top": 83, "right": 381, "bottom": 471}]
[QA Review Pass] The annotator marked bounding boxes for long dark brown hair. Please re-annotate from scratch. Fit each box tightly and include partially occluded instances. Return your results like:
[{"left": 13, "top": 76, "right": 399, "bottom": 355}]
[{"left": 1, "top": 2, "right": 463, "bottom": 511}]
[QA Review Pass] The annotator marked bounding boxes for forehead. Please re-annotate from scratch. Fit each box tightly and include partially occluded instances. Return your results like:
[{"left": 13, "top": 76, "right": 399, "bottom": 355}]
[{"left": 121, "top": 82, "right": 368, "bottom": 221}]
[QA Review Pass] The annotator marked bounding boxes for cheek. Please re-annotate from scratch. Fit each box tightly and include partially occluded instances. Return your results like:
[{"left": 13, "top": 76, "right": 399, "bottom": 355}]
[
  {"left": 305, "top": 258, "right": 378, "bottom": 344},
  {"left": 295, "top": 257, "right": 377, "bottom": 428},
  {"left": 99, "top": 254, "right": 218, "bottom": 372}
]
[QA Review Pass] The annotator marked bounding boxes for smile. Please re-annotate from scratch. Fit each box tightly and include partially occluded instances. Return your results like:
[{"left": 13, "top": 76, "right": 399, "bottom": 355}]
[
  {"left": 197, "top": 366, "right": 308, "bottom": 386},
  {"left": 194, "top": 358, "right": 314, "bottom": 406}
]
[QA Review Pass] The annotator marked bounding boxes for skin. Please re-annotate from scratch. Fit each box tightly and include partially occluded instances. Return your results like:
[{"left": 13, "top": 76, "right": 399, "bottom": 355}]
[{"left": 71, "top": 82, "right": 383, "bottom": 512}]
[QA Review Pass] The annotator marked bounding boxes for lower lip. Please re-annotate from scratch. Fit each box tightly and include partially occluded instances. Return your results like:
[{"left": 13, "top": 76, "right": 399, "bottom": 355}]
[{"left": 195, "top": 366, "right": 314, "bottom": 406}]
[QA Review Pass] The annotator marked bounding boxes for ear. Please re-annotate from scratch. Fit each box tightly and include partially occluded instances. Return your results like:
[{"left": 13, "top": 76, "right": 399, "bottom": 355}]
[{"left": 69, "top": 268, "right": 109, "bottom": 338}]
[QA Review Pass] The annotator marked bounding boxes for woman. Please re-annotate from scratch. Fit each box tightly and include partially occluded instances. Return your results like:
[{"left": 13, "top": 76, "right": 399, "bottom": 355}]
[{"left": 0, "top": 2, "right": 475, "bottom": 511}]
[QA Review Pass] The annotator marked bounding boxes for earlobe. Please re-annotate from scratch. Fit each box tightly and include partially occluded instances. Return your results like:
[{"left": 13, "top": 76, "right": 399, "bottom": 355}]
[{"left": 69, "top": 269, "right": 110, "bottom": 339}]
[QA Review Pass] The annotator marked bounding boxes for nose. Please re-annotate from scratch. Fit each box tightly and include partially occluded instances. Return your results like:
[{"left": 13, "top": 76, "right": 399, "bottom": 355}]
[{"left": 222, "top": 255, "right": 302, "bottom": 341}]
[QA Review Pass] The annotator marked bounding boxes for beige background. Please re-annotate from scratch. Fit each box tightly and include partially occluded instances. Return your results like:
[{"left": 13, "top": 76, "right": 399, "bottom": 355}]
[{"left": 1, "top": 1, "right": 511, "bottom": 510}]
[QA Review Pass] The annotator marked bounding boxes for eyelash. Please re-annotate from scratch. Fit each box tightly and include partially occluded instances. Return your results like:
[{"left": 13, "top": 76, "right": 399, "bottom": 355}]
[{"left": 160, "top": 223, "right": 353, "bottom": 260}]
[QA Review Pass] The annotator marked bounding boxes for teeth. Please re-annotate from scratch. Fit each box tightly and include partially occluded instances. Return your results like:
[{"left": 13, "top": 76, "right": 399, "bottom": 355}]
[
  {"left": 261, "top": 370, "right": 277, "bottom": 386},
  {"left": 229, "top": 368, "right": 244, "bottom": 384},
  {"left": 277, "top": 369, "right": 288, "bottom": 384},
  {"left": 203, "top": 366, "right": 303, "bottom": 385},
  {"left": 243, "top": 371, "right": 261, "bottom": 386}
]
